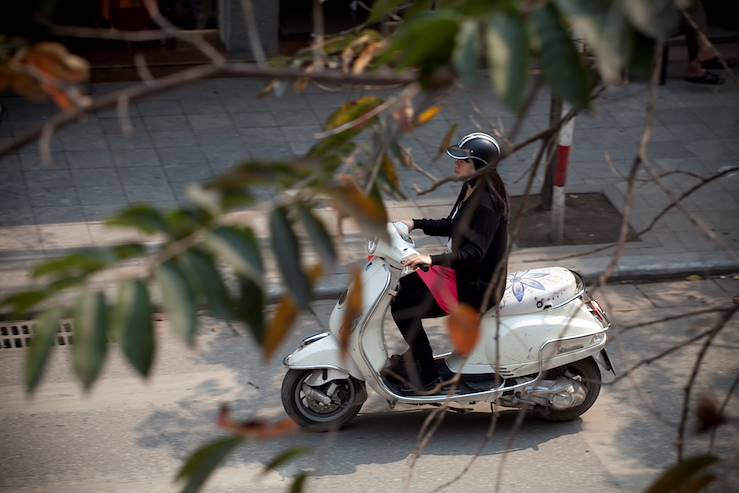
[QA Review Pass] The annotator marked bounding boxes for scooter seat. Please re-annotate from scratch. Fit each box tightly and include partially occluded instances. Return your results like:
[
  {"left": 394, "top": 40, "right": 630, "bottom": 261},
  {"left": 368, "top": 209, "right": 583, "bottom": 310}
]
[{"left": 493, "top": 267, "right": 581, "bottom": 316}]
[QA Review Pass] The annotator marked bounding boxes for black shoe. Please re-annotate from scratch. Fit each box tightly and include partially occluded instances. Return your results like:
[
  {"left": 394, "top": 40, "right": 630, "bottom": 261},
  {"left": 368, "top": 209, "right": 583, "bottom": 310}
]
[{"left": 381, "top": 353, "right": 416, "bottom": 384}]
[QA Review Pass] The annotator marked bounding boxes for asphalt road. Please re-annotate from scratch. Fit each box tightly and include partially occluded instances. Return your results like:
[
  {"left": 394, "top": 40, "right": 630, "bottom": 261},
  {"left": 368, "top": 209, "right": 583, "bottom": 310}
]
[{"left": 1, "top": 278, "right": 737, "bottom": 493}]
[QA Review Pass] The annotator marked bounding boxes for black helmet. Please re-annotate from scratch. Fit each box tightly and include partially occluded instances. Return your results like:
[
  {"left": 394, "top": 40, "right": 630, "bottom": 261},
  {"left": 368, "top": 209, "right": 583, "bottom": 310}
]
[{"left": 446, "top": 132, "right": 501, "bottom": 169}]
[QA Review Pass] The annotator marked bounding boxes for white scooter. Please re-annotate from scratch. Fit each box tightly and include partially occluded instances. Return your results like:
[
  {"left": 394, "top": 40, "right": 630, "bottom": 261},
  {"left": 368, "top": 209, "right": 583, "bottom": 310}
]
[{"left": 281, "top": 222, "right": 616, "bottom": 431}]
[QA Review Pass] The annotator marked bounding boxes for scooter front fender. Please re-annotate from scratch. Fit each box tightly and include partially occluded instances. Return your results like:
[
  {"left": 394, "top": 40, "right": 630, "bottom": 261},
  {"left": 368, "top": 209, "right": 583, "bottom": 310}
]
[
  {"left": 283, "top": 332, "right": 364, "bottom": 380},
  {"left": 593, "top": 348, "right": 616, "bottom": 383}
]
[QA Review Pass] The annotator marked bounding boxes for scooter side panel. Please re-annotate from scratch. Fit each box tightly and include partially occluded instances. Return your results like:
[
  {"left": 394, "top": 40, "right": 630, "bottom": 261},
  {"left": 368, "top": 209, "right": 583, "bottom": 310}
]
[
  {"left": 283, "top": 333, "right": 364, "bottom": 379},
  {"left": 460, "top": 301, "right": 608, "bottom": 376}
]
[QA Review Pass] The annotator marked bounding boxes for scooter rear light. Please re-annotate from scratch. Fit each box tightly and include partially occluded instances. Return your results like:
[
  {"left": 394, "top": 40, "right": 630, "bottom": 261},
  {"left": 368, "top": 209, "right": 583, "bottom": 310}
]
[{"left": 588, "top": 299, "right": 609, "bottom": 328}]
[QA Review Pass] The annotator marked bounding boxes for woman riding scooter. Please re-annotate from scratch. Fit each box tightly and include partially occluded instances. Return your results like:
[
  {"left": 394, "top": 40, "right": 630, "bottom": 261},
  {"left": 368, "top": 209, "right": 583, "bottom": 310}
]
[{"left": 389, "top": 132, "right": 509, "bottom": 393}]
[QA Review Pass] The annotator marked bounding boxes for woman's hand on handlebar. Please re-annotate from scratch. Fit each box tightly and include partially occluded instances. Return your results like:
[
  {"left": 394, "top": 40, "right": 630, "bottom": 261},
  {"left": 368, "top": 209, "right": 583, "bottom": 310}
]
[
  {"left": 402, "top": 253, "right": 432, "bottom": 271},
  {"left": 399, "top": 219, "right": 414, "bottom": 231}
]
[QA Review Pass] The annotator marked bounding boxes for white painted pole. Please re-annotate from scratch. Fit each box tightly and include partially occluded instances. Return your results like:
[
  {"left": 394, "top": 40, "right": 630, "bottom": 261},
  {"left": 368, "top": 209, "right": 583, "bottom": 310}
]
[
  {"left": 551, "top": 39, "right": 583, "bottom": 243},
  {"left": 552, "top": 107, "right": 574, "bottom": 243}
]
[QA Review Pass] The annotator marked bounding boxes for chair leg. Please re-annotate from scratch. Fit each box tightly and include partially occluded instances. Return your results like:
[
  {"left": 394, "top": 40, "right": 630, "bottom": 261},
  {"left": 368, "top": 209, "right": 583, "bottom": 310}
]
[{"left": 659, "top": 44, "right": 669, "bottom": 85}]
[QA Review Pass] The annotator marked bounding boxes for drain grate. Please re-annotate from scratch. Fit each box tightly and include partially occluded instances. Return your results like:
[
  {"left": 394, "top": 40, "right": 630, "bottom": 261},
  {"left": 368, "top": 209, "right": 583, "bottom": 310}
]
[{"left": 0, "top": 320, "right": 73, "bottom": 349}]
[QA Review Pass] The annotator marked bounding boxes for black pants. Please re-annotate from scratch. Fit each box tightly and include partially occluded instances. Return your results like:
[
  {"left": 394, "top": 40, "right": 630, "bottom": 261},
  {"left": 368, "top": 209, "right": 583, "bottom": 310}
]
[{"left": 390, "top": 273, "right": 446, "bottom": 385}]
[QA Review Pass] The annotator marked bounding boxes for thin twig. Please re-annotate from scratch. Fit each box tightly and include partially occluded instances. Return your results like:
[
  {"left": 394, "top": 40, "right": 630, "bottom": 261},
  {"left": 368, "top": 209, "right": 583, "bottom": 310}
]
[
  {"left": 494, "top": 407, "right": 529, "bottom": 493},
  {"left": 416, "top": 107, "right": 577, "bottom": 197},
  {"left": 133, "top": 53, "right": 155, "bottom": 83},
  {"left": 0, "top": 63, "right": 415, "bottom": 156},
  {"left": 508, "top": 77, "right": 543, "bottom": 143},
  {"left": 609, "top": 328, "right": 715, "bottom": 385},
  {"left": 620, "top": 307, "right": 731, "bottom": 331},
  {"left": 431, "top": 404, "right": 500, "bottom": 493},
  {"left": 525, "top": 165, "right": 739, "bottom": 263},
  {"left": 677, "top": 306, "right": 738, "bottom": 461},
  {"left": 709, "top": 369, "right": 739, "bottom": 452},
  {"left": 312, "top": 94, "right": 401, "bottom": 139},
  {"left": 596, "top": 41, "right": 662, "bottom": 287},
  {"left": 142, "top": 0, "right": 226, "bottom": 65}
]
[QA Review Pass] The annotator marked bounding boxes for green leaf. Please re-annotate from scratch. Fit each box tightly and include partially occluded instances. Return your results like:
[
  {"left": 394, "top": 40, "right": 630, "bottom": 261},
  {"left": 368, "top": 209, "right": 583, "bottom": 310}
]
[
  {"left": 270, "top": 207, "right": 312, "bottom": 309},
  {"left": 625, "top": 28, "right": 657, "bottom": 81},
  {"left": 237, "top": 275, "right": 265, "bottom": 345},
  {"left": 645, "top": 455, "right": 719, "bottom": 493},
  {"left": 106, "top": 205, "right": 172, "bottom": 236},
  {"left": 621, "top": 0, "right": 680, "bottom": 39},
  {"left": 166, "top": 208, "right": 214, "bottom": 239},
  {"left": 529, "top": 4, "right": 590, "bottom": 109},
  {"left": 552, "top": 0, "right": 625, "bottom": 84},
  {"left": 261, "top": 447, "right": 310, "bottom": 476},
  {"left": 31, "top": 244, "right": 145, "bottom": 280},
  {"left": 72, "top": 291, "right": 109, "bottom": 390},
  {"left": 205, "top": 226, "right": 263, "bottom": 282},
  {"left": 208, "top": 160, "right": 321, "bottom": 191},
  {"left": 368, "top": 0, "right": 406, "bottom": 23},
  {"left": 310, "top": 97, "right": 384, "bottom": 161},
  {"left": 112, "top": 243, "right": 147, "bottom": 260},
  {"left": 32, "top": 251, "right": 112, "bottom": 279},
  {"left": 453, "top": 20, "right": 480, "bottom": 86},
  {"left": 156, "top": 260, "right": 197, "bottom": 346},
  {"left": 487, "top": 13, "right": 529, "bottom": 110},
  {"left": 384, "top": 12, "right": 460, "bottom": 68},
  {"left": 113, "top": 280, "right": 155, "bottom": 377},
  {"left": 293, "top": 204, "right": 337, "bottom": 267},
  {"left": 178, "top": 249, "right": 235, "bottom": 320},
  {"left": 290, "top": 472, "right": 309, "bottom": 493},
  {"left": 25, "top": 308, "right": 63, "bottom": 392},
  {"left": 1, "top": 290, "right": 49, "bottom": 318},
  {"left": 176, "top": 436, "right": 244, "bottom": 493},
  {"left": 324, "top": 96, "right": 384, "bottom": 131}
]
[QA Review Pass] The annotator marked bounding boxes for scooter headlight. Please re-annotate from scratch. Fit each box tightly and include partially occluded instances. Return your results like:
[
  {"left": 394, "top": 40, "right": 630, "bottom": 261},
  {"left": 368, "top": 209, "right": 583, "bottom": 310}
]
[{"left": 367, "top": 237, "right": 378, "bottom": 255}]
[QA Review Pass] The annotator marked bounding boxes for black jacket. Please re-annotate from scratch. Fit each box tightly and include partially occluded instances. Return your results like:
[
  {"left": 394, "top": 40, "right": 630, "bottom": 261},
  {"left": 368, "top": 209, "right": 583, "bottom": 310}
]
[{"left": 413, "top": 181, "right": 508, "bottom": 310}]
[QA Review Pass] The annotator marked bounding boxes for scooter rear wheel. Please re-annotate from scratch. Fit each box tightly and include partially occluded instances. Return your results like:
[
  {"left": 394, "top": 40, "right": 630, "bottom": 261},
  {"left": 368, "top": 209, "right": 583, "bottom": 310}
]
[
  {"left": 281, "top": 369, "right": 366, "bottom": 432},
  {"left": 537, "top": 358, "right": 602, "bottom": 422}
]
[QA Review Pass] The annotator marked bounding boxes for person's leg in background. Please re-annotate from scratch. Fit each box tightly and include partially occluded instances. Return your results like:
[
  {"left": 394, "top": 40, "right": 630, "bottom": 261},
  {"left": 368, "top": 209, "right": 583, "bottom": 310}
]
[{"left": 684, "top": 2, "right": 726, "bottom": 83}]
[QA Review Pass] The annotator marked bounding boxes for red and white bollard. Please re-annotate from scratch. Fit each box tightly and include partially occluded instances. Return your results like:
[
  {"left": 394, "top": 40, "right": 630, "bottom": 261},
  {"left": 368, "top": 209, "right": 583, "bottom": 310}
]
[
  {"left": 552, "top": 103, "right": 575, "bottom": 242},
  {"left": 551, "top": 39, "right": 583, "bottom": 243}
]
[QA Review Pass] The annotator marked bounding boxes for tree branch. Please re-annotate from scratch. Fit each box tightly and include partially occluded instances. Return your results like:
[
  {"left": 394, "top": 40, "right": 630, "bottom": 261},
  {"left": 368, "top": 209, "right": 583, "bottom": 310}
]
[
  {"left": 677, "top": 306, "right": 738, "bottom": 461},
  {"left": 0, "top": 63, "right": 415, "bottom": 156}
]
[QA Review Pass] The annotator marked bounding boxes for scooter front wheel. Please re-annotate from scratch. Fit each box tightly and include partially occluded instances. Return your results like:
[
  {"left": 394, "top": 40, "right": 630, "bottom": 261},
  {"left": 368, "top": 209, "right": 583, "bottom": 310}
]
[{"left": 281, "top": 369, "right": 366, "bottom": 432}]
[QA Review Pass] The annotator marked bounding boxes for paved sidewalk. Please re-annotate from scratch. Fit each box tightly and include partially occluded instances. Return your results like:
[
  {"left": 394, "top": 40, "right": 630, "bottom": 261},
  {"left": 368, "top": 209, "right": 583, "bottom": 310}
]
[{"left": 1, "top": 72, "right": 738, "bottom": 299}]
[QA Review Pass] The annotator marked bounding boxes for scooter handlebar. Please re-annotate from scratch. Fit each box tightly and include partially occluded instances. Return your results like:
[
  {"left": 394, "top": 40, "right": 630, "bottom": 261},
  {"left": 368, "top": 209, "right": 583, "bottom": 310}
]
[{"left": 418, "top": 263, "right": 430, "bottom": 272}]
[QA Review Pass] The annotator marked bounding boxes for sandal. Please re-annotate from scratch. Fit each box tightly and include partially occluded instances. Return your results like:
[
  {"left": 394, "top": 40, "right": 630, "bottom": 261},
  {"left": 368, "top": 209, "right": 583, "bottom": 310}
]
[
  {"left": 700, "top": 57, "right": 736, "bottom": 70},
  {"left": 686, "top": 71, "right": 724, "bottom": 85}
]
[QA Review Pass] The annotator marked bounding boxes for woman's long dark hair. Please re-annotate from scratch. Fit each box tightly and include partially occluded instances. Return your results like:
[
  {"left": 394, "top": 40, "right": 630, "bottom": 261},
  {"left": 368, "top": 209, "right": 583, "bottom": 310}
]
[{"left": 485, "top": 168, "right": 509, "bottom": 218}]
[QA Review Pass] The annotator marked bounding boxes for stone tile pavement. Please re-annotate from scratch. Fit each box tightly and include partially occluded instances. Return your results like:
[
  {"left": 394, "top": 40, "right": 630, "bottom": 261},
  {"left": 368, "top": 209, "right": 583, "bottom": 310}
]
[{"left": 1, "top": 73, "right": 738, "bottom": 299}]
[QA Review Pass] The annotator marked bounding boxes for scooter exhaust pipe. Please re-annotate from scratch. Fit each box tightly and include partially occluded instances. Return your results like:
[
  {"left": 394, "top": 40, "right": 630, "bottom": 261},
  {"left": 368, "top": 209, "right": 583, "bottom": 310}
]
[
  {"left": 301, "top": 384, "right": 333, "bottom": 406},
  {"left": 516, "top": 377, "right": 587, "bottom": 410}
]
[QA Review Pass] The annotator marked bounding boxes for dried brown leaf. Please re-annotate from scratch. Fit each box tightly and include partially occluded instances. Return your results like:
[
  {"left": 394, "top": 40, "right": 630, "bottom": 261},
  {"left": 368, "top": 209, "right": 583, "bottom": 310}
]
[
  {"left": 435, "top": 123, "right": 458, "bottom": 160},
  {"left": 693, "top": 393, "right": 726, "bottom": 434},
  {"left": 415, "top": 106, "right": 442, "bottom": 126},
  {"left": 352, "top": 41, "right": 383, "bottom": 75},
  {"left": 446, "top": 303, "right": 480, "bottom": 357},
  {"left": 340, "top": 268, "right": 363, "bottom": 358}
]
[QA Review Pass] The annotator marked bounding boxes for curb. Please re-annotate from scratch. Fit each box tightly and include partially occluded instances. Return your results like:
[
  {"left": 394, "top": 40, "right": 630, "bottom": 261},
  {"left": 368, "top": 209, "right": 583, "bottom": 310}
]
[{"left": 268, "top": 257, "right": 739, "bottom": 304}]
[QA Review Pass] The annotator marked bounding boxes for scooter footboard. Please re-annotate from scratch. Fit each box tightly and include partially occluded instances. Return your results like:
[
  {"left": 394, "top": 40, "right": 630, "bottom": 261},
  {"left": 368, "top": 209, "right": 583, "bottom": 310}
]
[{"left": 283, "top": 333, "right": 364, "bottom": 380}]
